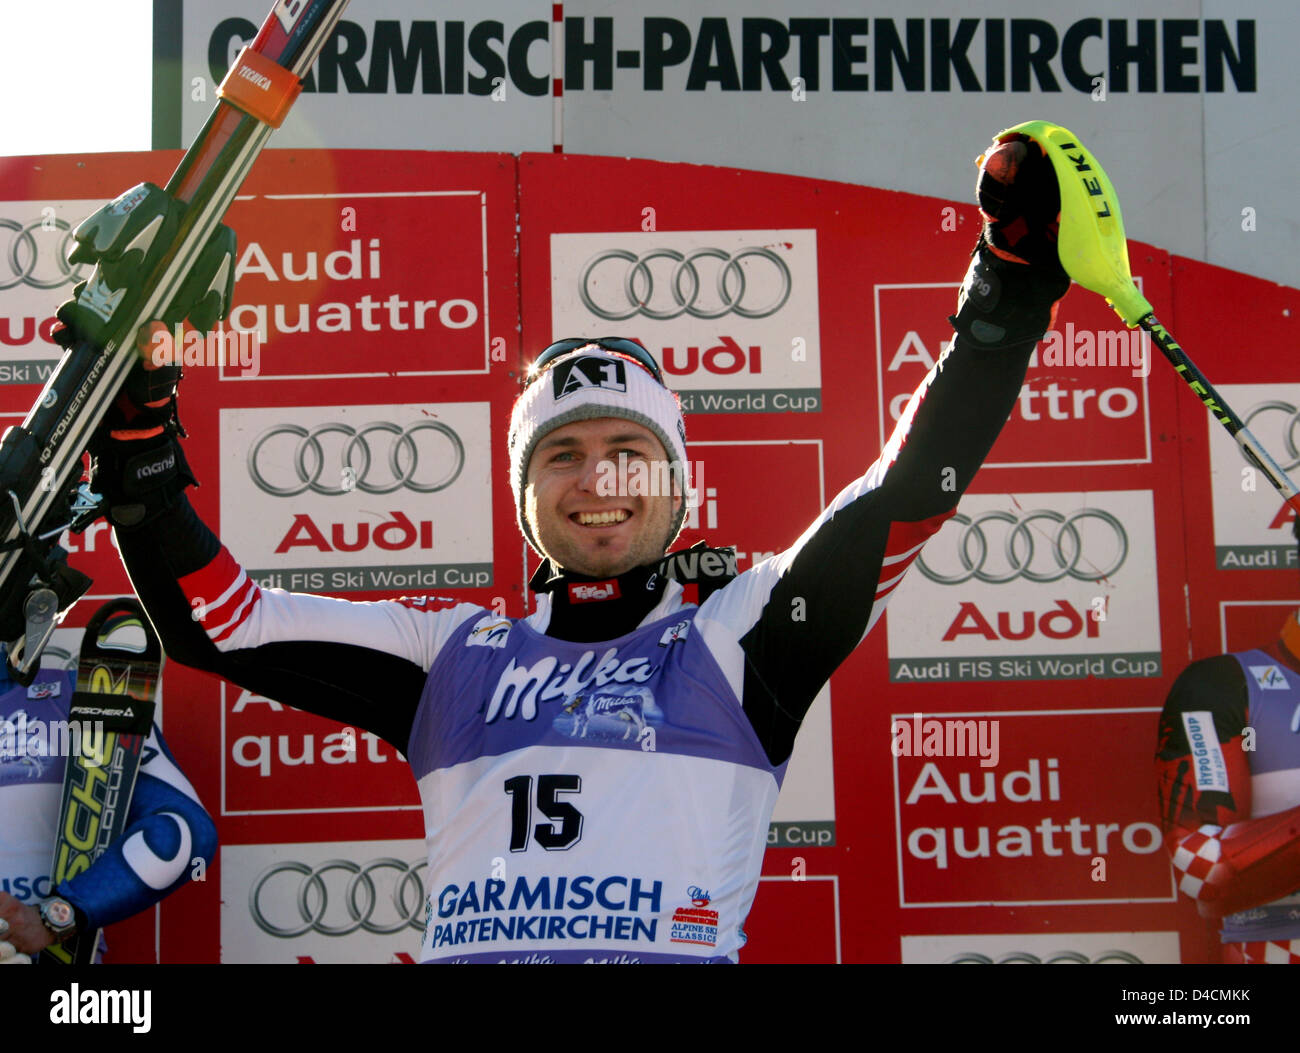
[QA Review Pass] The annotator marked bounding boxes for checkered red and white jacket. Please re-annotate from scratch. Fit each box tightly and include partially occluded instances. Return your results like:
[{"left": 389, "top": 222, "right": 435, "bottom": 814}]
[{"left": 1157, "top": 613, "right": 1300, "bottom": 961}]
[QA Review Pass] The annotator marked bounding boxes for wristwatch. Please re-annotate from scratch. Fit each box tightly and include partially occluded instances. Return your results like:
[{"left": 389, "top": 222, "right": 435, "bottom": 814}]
[{"left": 38, "top": 897, "right": 78, "bottom": 943}]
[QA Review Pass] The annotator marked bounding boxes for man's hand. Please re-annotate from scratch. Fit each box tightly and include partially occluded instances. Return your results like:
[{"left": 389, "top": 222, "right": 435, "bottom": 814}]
[
  {"left": 49, "top": 314, "right": 197, "bottom": 528},
  {"left": 0, "top": 891, "right": 54, "bottom": 956},
  {"left": 51, "top": 317, "right": 185, "bottom": 442},
  {"left": 976, "top": 134, "right": 1067, "bottom": 275},
  {"left": 949, "top": 131, "right": 1071, "bottom": 351}
]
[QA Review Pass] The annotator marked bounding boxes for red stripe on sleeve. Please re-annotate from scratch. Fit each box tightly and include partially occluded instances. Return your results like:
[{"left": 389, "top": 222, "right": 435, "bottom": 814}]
[
  {"left": 875, "top": 510, "right": 956, "bottom": 598},
  {"left": 177, "top": 547, "right": 260, "bottom": 640},
  {"left": 207, "top": 577, "right": 260, "bottom": 644},
  {"left": 177, "top": 547, "right": 245, "bottom": 605}
]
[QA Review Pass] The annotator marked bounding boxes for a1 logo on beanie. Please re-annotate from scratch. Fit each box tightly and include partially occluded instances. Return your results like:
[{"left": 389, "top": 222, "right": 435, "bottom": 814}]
[{"left": 552, "top": 356, "right": 627, "bottom": 401}]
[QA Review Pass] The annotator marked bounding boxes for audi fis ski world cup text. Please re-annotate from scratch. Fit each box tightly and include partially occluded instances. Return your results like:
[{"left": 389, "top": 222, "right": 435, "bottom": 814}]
[
  {"left": 221, "top": 403, "right": 494, "bottom": 594},
  {"left": 887, "top": 492, "right": 1161, "bottom": 683}
]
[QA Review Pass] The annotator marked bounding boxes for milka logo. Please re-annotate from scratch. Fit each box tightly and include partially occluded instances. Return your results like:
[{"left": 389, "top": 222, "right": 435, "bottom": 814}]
[{"left": 485, "top": 648, "right": 656, "bottom": 724}]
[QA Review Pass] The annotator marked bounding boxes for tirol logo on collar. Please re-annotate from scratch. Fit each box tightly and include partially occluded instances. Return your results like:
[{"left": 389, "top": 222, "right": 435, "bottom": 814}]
[
  {"left": 552, "top": 356, "right": 627, "bottom": 401},
  {"left": 569, "top": 580, "right": 621, "bottom": 603}
]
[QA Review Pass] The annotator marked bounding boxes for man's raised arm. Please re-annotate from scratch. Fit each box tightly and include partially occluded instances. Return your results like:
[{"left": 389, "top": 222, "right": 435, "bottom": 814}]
[
  {"left": 74, "top": 360, "right": 482, "bottom": 753},
  {"left": 695, "top": 134, "right": 1072, "bottom": 765}
]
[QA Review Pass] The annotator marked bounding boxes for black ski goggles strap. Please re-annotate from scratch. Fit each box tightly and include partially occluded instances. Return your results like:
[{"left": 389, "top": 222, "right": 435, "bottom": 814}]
[
  {"left": 657, "top": 541, "right": 739, "bottom": 602},
  {"left": 524, "top": 337, "right": 665, "bottom": 390}
]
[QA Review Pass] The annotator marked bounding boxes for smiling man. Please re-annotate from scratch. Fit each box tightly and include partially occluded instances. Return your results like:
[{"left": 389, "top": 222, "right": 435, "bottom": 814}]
[
  {"left": 510, "top": 336, "right": 692, "bottom": 583},
  {"left": 524, "top": 419, "right": 680, "bottom": 579},
  {"left": 77, "top": 132, "right": 1073, "bottom": 962}
]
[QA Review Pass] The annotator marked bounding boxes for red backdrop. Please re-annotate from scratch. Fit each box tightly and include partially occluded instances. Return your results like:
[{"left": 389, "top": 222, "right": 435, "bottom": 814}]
[{"left": 0, "top": 148, "right": 1294, "bottom": 963}]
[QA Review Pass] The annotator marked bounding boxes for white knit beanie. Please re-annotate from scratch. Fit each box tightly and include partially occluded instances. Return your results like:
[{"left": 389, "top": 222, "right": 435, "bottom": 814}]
[{"left": 508, "top": 345, "right": 688, "bottom": 555}]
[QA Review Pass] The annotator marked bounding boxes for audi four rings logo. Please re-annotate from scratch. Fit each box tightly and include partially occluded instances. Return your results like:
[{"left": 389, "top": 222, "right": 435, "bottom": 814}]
[
  {"left": 249, "top": 859, "right": 427, "bottom": 937},
  {"left": 1, "top": 217, "right": 85, "bottom": 290},
  {"left": 1242, "top": 401, "right": 1300, "bottom": 472},
  {"left": 248, "top": 421, "right": 465, "bottom": 496},
  {"left": 579, "top": 247, "right": 792, "bottom": 320},
  {"left": 916, "top": 509, "right": 1129, "bottom": 584},
  {"left": 945, "top": 950, "right": 1144, "bottom": 964}
]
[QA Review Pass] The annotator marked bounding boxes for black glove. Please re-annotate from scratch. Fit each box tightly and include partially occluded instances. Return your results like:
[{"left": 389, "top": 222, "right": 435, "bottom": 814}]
[
  {"left": 951, "top": 133, "right": 1072, "bottom": 350},
  {"left": 52, "top": 319, "right": 195, "bottom": 528}
]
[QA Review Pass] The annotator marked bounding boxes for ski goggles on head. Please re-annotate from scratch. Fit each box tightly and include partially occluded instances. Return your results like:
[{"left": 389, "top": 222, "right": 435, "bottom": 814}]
[{"left": 523, "top": 337, "right": 665, "bottom": 389}]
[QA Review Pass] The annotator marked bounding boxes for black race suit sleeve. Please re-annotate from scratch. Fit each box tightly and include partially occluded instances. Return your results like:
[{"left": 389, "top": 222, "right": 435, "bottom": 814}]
[{"left": 698, "top": 336, "right": 1035, "bottom": 764}]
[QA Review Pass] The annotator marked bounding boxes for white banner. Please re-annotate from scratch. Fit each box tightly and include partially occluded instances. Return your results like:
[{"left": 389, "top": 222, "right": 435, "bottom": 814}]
[
  {"left": 221, "top": 838, "right": 426, "bottom": 963},
  {"left": 161, "top": 1, "right": 1298, "bottom": 290},
  {"left": 886, "top": 489, "right": 1161, "bottom": 681},
  {"left": 219, "top": 401, "right": 494, "bottom": 592},
  {"left": 550, "top": 229, "right": 821, "bottom": 412}
]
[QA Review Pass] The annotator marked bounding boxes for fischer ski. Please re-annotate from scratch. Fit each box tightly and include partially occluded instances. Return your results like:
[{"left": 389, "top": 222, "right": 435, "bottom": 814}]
[
  {"left": 0, "top": 0, "right": 351, "bottom": 681},
  {"left": 40, "top": 598, "right": 162, "bottom": 965}
]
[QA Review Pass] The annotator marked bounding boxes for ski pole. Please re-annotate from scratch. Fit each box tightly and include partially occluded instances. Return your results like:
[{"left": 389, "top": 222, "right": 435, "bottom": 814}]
[{"left": 996, "top": 119, "right": 1300, "bottom": 517}]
